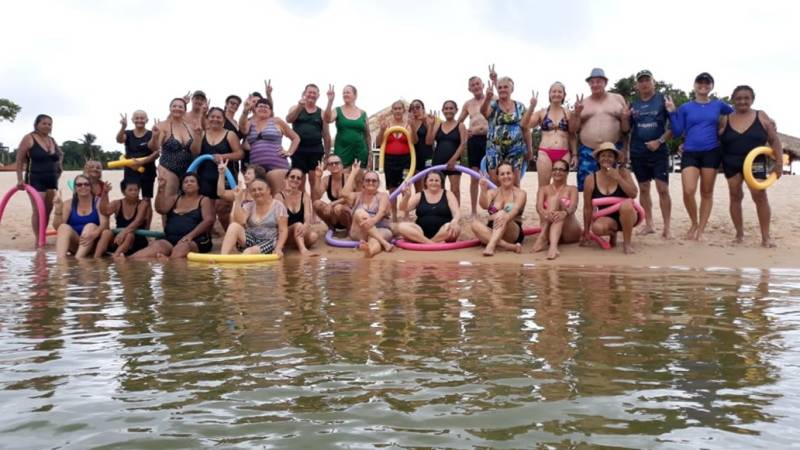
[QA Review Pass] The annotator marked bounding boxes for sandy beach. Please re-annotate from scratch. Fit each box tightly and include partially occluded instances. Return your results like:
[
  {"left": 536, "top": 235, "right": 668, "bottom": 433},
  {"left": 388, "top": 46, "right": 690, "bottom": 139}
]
[{"left": 1, "top": 170, "right": 797, "bottom": 269}]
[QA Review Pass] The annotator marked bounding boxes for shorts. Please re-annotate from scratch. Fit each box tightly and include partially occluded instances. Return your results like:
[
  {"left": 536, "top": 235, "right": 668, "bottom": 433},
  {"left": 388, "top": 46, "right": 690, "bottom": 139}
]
[
  {"left": 631, "top": 149, "right": 670, "bottom": 184},
  {"left": 467, "top": 135, "right": 487, "bottom": 167},
  {"left": 165, "top": 233, "right": 212, "bottom": 253},
  {"left": 385, "top": 153, "right": 411, "bottom": 189},
  {"left": 291, "top": 146, "right": 325, "bottom": 173},
  {"left": 487, "top": 219, "right": 525, "bottom": 244},
  {"left": 485, "top": 149, "right": 526, "bottom": 173},
  {"left": 577, "top": 144, "right": 598, "bottom": 192},
  {"left": 681, "top": 148, "right": 722, "bottom": 170},
  {"left": 722, "top": 151, "right": 768, "bottom": 179},
  {"left": 27, "top": 171, "right": 58, "bottom": 192},
  {"left": 238, "top": 229, "right": 278, "bottom": 254}
]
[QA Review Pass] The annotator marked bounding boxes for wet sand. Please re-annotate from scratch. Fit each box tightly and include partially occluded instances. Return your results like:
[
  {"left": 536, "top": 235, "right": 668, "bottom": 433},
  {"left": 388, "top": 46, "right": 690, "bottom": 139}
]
[{"left": 1, "top": 170, "right": 797, "bottom": 268}]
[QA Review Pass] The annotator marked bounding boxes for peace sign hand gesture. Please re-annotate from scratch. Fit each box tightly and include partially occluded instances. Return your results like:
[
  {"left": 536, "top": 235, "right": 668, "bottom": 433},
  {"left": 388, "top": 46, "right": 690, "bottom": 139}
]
[
  {"left": 664, "top": 95, "right": 676, "bottom": 113},
  {"left": 530, "top": 90, "right": 539, "bottom": 109},
  {"left": 326, "top": 84, "right": 335, "bottom": 102},
  {"left": 183, "top": 90, "right": 192, "bottom": 104},
  {"left": 151, "top": 118, "right": 160, "bottom": 136},
  {"left": 426, "top": 110, "right": 436, "bottom": 127},
  {"left": 234, "top": 181, "right": 247, "bottom": 202},
  {"left": 488, "top": 64, "right": 497, "bottom": 83},
  {"left": 486, "top": 82, "right": 495, "bottom": 100},
  {"left": 574, "top": 94, "right": 585, "bottom": 115},
  {"left": 119, "top": 113, "right": 128, "bottom": 129},
  {"left": 264, "top": 79, "right": 272, "bottom": 97},
  {"left": 312, "top": 159, "right": 324, "bottom": 179}
]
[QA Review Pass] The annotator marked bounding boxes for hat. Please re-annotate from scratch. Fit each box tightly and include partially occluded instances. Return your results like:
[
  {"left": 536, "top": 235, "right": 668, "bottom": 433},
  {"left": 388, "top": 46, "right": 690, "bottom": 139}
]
[
  {"left": 585, "top": 68, "right": 608, "bottom": 82},
  {"left": 694, "top": 72, "right": 714, "bottom": 84},
  {"left": 635, "top": 69, "right": 653, "bottom": 80},
  {"left": 191, "top": 90, "right": 207, "bottom": 99},
  {"left": 592, "top": 142, "right": 620, "bottom": 160}
]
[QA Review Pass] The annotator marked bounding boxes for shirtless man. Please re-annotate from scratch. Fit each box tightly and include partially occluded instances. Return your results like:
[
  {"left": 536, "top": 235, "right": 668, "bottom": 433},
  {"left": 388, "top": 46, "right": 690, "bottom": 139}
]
[
  {"left": 570, "top": 68, "right": 631, "bottom": 191},
  {"left": 184, "top": 90, "right": 209, "bottom": 131},
  {"left": 457, "top": 75, "right": 489, "bottom": 217}
]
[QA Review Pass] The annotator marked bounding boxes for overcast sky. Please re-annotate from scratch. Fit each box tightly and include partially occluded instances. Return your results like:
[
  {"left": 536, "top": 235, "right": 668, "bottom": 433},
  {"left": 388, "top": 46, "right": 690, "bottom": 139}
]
[{"left": 2, "top": 0, "right": 798, "bottom": 151}]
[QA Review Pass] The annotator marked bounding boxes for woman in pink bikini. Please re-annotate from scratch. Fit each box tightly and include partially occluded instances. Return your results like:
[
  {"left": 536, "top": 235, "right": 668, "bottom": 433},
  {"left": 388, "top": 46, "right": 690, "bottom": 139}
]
[{"left": 525, "top": 82, "right": 574, "bottom": 187}]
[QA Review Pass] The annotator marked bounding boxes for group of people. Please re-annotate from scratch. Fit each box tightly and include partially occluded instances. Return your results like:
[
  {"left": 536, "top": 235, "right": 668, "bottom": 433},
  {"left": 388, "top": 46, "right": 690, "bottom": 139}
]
[{"left": 13, "top": 65, "right": 784, "bottom": 260}]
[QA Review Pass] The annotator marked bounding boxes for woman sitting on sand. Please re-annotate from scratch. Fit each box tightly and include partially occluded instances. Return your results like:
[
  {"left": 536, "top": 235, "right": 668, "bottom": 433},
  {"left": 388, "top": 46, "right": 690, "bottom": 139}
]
[
  {"left": 582, "top": 142, "right": 639, "bottom": 254},
  {"left": 278, "top": 168, "right": 319, "bottom": 256},
  {"left": 340, "top": 160, "right": 394, "bottom": 257},
  {"left": 396, "top": 171, "right": 461, "bottom": 244},
  {"left": 471, "top": 161, "right": 527, "bottom": 256},
  {"left": 311, "top": 155, "right": 357, "bottom": 231},
  {"left": 54, "top": 174, "right": 108, "bottom": 258},
  {"left": 94, "top": 179, "right": 152, "bottom": 257},
  {"left": 130, "top": 173, "right": 214, "bottom": 259},
  {"left": 531, "top": 159, "right": 581, "bottom": 259},
  {"left": 220, "top": 176, "right": 288, "bottom": 257}
]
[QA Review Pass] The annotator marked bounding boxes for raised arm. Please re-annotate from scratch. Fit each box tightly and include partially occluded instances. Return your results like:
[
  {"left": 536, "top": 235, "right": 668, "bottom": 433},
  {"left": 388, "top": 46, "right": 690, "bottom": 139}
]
[
  {"left": 323, "top": 84, "right": 336, "bottom": 123},
  {"left": 480, "top": 83, "right": 494, "bottom": 119},
  {"left": 230, "top": 184, "right": 248, "bottom": 225},
  {"left": 341, "top": 161, "right": 361, "bottom": 203},
  {"left": 98, "top": 182, "right": 117, "bottom": 216},
  {"left": 285, "top": 98, "right": 304, "bottom": 123},
  {"left": 569, "top": 94, "right": 584, "bottom": 134},
  {"left": 477, "top": 178, "right": 492, "bottom": 209},
  {"left": 154, "top": 178, "right": 176, "bottom": 215},
  {"left": 116, "top": 114, "right": 127, "bottom": 144},
  {"left": 147, "top": 120, "right": 162, "bottom": 152},
  {"left": 311, "top": 161, "right": 326, "bottom": 200}
]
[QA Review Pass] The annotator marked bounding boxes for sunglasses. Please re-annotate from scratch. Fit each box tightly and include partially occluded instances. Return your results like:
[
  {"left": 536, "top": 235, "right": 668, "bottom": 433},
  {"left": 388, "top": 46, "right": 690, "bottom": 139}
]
[
  {"left": 74, "top": 182, "right": 91, "bottom": 187},
  {"left": 364, "top": 178, "right": 379, "bottom": 183},
  {"left": 552, "top": 167, "right": 568, "bottom": 172}
]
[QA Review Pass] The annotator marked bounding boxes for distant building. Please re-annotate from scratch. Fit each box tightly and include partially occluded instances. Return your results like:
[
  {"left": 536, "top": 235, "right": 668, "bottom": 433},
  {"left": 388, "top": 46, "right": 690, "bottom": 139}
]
[{"left": 779, "top": 133, "right": 800, "bottom": 175}]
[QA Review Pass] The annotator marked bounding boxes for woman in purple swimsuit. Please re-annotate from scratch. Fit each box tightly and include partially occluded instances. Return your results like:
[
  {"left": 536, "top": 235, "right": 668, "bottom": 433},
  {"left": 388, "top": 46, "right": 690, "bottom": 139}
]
[{"left": 240, "top": 97, "right": 300, "bottom": 194}]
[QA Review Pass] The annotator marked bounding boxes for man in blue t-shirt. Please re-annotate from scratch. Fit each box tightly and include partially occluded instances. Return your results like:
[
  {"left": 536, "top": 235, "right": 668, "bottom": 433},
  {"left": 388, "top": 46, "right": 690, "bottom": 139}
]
[{"left": 627, "top": 70, "right": 672, "bottom": 238}]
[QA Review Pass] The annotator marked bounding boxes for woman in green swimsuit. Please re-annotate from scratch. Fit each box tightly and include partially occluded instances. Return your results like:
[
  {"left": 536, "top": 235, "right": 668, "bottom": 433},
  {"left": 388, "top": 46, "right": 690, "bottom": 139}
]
[{"left": 323, "top": 84, "right": 372, "bottom": 171}]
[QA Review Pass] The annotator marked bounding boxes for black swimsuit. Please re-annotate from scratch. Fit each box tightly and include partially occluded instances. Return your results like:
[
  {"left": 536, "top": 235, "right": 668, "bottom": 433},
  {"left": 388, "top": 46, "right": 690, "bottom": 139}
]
[
  {"left": 124, "top": 130, "right": 156, "bottom": 198},
  {"left": 432, "top": 124, "right": 461, "bottom": 176},
  {"left": 591, "top": 172, "right": 627, "bottom": 229},
  {"left": 159, "top": 123, "right": 194, "bottom": 176},
  {"left": 112, "top": 200, "right": 149, "bottom": 254},
  {"left": 326, "top": 175, "right": 344, "bottom": 202},
  {"left": 416, "top": 190, "right": 452, "bottom": 239},
  {"left": 720, "top": 111, "right": 769, "bottom": 179},
  {"left": 163, "top": 196, "right": 212, "bottom": 252},
  {"left": 198, "top": 131, "right": 233, "bottom": 199},
  {"left": 280, "top": 192, "right": 305, "bottom": 226},
  {"left": 26, "top": 135, "right": 60, "bottom": 192}
]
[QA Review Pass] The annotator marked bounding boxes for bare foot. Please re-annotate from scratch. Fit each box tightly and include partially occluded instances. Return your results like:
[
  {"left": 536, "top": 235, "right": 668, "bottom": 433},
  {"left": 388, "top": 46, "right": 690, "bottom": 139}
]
[
  {"left": 762, "top": 238, "right": 776, "bottom": 248},
  {"left": 733, "top": 233, "right": 744, "bottom": 244},
  {"left": 531, "top": 234, "right": 547, "bottom": 253},
  {"left": 513, "top": 243, "right": 522, "bottom": 254},
  {"left": 358, "top": 240, "right": 373, "bottom": 258},
  {"left": 623, "top": 243, "right": 635, "bottom": 254},
  {"left": 383, "top": 242, "right": 394, "bottom": 253},
  {"left": 662, "top": 228, "right": 671, "bottom": 240},
  {"left": 300, "top": 249, "right": 320, "bottom": 257},
  {"left": 637, "top": 225, "right": 655, "bottom": 236},
  {"left": 112, "top": 252, "right": 126, "bottom": 260},
  {"left": 155, "top": 252, "right": 170, "bottom": 263},
  {"left": 546, "top": 247, "right": 560, "bottom": 260},
  {"left": 482, "top": 245, "right": 495, "bottom": 257},
  {"left": 684, "top": 225, "right": 698, "bottom": 240}
]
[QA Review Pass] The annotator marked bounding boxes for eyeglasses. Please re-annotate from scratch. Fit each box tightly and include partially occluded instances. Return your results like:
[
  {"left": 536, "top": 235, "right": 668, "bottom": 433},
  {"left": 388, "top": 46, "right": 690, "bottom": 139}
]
[
  {"left": 288, "top": 175, "right": 302, "bottom": 180},
  {"left": 328, "top": 161, "right": 342, "bottom": 166},
  {"left": 364, "top": 178, "right": 379, "bottom": 183},
  {"left": 552, "top": 168, "right": 568, "bottom": 172},
  {"left": 75, "top": 182, "right": 90, "bottom": 187}
]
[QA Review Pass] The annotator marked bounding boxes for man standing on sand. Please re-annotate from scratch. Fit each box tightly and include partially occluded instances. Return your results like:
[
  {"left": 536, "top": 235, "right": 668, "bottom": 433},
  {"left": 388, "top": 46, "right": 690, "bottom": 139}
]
[
  {"left": 627, "top": 70, "right": 672, "bottom": 238},
  {"left": 570, "top": 68, "right": 630, "bottom": 191},
  {"left": 457, "top": 75, "right": 489, "bottom": 217}
]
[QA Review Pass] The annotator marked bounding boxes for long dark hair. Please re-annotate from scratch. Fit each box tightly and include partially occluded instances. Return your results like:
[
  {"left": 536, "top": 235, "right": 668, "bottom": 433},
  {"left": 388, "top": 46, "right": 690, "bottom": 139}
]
[{"left": 34, "top": 114, "right": 53, "bottom": 131}]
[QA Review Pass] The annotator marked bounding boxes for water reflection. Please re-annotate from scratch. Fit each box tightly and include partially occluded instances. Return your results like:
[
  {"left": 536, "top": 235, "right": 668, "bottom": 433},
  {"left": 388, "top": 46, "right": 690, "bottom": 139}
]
[{"left": 0, "top": 254, "right": 798, "bottom": 448}]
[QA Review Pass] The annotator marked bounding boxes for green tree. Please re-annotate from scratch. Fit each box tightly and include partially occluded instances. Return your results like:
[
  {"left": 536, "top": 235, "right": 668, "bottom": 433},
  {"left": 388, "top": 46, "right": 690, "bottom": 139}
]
[
  {"left": 0, "top": 99, "right": 21, "bottom": 122},
  {"left": 80, "top": 133, "right": 100, "bottom": 161}
]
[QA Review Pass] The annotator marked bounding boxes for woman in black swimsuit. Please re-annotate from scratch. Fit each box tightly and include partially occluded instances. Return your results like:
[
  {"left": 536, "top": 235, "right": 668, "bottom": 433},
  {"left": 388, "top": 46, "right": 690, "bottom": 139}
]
[
  {"left": 191, "top": 107, "right": 244, "bottom": 229},
  {"left": 279, "top": 167, "right": 319, "bottom": 255},
  {"left": 149, "top": 98, "right": 195, "bottom": 198},
  {"left": 95, "top": 179, "right": 152, "bottom": 257},
  {"left": 130, "top": 173, "right": 215, "bottom": 259},
  {"left": 311, "top": 155, "right": 356, "bottom": 231},
  {"left": 582, "top": 142, "right": 639, "bottom": 254},
  {"left": 397, "top": 171, "right": 461, "bottom": 243},
  {"left": 718, "top": 85, "right": 784, "bottom": 247},
  {"left": 15, "top": 114, "right": 62, "bottom": 240},
  {"left": 116, "top": 110, "right": 158, "bottom": 200},
  {"left": 426, "top": 100, "right": 468, "bottom": 205}
]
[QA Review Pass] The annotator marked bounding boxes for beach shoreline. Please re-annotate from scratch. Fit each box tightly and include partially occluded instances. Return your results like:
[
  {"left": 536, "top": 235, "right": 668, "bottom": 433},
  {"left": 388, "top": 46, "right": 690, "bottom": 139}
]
[{"left": 1, "top": 170, "right": 797, "bottom": 269}]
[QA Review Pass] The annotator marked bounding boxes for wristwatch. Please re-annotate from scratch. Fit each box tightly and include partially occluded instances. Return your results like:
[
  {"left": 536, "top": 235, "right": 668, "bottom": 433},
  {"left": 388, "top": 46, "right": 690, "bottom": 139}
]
[{"left": 657, "top": 136, "right": 666, "bottom": 144}]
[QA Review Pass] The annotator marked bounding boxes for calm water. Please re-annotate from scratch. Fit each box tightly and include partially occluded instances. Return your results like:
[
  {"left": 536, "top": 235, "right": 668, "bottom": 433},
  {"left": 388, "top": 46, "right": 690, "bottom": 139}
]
[{"left": 1, "top": 252, "right": 799, "bottom": 449}]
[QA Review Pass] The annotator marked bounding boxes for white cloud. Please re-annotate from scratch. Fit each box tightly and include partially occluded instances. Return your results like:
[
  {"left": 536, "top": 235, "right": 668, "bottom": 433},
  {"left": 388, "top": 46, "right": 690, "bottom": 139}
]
[{"left": 1, "top": 0, "right": 798, "bottom": 153}]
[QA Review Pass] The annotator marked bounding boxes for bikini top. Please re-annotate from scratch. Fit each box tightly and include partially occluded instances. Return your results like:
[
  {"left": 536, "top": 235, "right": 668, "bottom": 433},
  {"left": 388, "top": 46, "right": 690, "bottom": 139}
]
[{"left": 541, "top": 106, "right": 569, "bottom": 132}]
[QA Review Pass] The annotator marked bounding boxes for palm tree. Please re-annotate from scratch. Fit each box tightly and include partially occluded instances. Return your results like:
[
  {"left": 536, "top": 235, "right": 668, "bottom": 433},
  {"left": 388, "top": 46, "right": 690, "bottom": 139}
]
[{"left": 80, "top": 133, "right": 98, "bottom": 161}]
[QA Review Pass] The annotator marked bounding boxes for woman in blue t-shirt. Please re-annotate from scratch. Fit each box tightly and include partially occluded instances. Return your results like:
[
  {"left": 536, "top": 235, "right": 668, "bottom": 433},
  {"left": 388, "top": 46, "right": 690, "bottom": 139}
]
[{"left": 666, "top": 72, "right": 733, "bottom": 241}]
